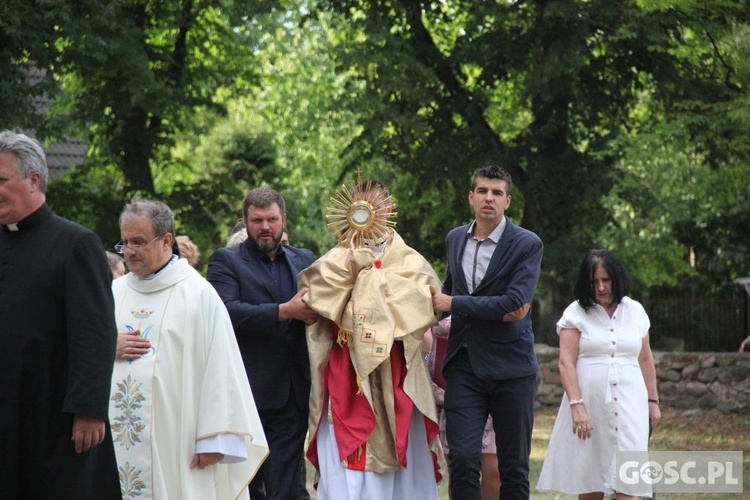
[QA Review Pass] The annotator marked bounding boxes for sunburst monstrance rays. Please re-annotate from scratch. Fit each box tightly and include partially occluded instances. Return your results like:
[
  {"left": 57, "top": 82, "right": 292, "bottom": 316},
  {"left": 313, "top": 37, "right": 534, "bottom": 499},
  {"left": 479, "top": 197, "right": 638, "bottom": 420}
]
[{"left": 326, "top": 179, "right": 397, "bottom": 248}]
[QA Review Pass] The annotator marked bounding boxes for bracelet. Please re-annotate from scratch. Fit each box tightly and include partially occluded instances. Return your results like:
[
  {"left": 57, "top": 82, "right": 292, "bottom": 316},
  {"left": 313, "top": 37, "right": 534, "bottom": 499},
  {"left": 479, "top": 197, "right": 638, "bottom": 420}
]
[
  {"left": 648, "top": 398, "right": 659, "bottom": 404},
  {"left": 569, "top": 399, "right": 584, "bottom": 406}
]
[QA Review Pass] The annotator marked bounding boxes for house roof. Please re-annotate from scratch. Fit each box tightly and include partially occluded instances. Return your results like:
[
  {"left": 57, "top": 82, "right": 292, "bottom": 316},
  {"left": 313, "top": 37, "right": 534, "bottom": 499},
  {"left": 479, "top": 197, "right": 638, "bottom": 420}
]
[
  {"left": 22, "top": 129, "right": 88, "bottom": 179},
  {"left": 19, "top": 65, "right": 89, "bottom": 179},
  {"left": 44, "top": 138, "right": 88, "bottom": 178}
]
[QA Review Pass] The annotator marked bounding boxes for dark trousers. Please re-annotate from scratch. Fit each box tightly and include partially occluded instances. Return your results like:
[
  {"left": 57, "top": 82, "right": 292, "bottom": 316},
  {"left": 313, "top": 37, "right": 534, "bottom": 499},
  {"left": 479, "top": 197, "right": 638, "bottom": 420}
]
[
  {"left": 249, "top": 390, "right": 309, "bottom": 500},
  {"left": 299, "top": 458, "right": 310, "bottom": 500},
  {"left": 444, "top": 349, "right": 536, "bottom": 500}
]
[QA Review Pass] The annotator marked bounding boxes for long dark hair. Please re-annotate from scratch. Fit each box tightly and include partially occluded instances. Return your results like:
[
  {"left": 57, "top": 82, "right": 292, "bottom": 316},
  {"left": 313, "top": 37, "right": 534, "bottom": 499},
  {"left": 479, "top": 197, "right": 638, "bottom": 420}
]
[{"left": 573, "top": 249, "right": 630, "bottom": 312}]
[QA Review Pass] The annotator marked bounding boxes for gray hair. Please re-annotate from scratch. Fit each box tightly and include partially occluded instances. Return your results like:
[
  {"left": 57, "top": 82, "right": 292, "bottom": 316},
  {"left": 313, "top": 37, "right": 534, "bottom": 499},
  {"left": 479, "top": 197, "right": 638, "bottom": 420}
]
[
  {"left": 226, "top": 230, "right": 248, "bottom": 247},
  {"left": 105, "top": 251, "right": 123, "bottom": 269},
  {"left": 0, "top": 130, "right": 49, "bottom": 193},
  {"left": 119, "top": 198, "right": 175, "bottom": 238},
  {"left": 242, "top": 187, "right": 286, "bottom": 219}
]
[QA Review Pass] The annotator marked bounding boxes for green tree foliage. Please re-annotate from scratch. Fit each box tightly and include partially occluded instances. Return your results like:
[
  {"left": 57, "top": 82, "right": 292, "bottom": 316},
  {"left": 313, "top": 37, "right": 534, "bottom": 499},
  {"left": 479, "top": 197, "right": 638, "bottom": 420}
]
[
  {"left": 46, "top": 162, "right": 128, "bottom": 247},
  {"left": 170, "top": 115, "right": 281, "bottom": 257},
  {"left": 7, "top": 0, "right": 750, "bottom": 343},
  {"left": 597, "top": 3, "right": 750, "bottom": 294},
  {"left": 47, "top": 0, "right": 277, "bottom": 192},
  {"left": 308, "top": 0, "right": 750, "bottom": 337},
  {"left": 223, "top": 8, "right": 367, "bottom": 253},
  {"left": 18, "top": 0, "right": 284, "bottom": 269},
  {"left": 0, "top": 0, "right": 74, "bottom": 131}
]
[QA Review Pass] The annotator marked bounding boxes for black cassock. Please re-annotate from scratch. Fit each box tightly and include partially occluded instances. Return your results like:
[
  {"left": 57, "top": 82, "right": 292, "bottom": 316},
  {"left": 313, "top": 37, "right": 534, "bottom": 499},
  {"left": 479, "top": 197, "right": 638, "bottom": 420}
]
[{"left": 0, "top": 204, "right": 120, "bottom": 499}]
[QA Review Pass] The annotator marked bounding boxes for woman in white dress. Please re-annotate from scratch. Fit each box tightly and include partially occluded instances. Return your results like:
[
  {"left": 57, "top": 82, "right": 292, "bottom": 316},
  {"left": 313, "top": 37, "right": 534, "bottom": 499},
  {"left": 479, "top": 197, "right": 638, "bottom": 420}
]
[{"left": 537, "top": 249, "right": 661, "bottom": 499}]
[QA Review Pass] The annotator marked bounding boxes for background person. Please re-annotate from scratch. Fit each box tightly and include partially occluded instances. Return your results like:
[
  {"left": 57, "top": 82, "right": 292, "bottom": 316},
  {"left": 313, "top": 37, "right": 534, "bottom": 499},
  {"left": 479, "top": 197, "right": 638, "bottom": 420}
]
[
  {"left": 227, "top": 219, "right": 248, "bottom": 247},
  {"left": 110, "top": 198, "right": 268, "bottom": 499},
  {"left": 432, "top": 164, "right": 543, "bottom": 500},
  {"left": 106, "top": 250, "right": 126, "bottom": 278},
  {"left": 425, "top": 316, "right": 501, "bottom": 500},
  {"left": 176, "top": 234, "right": 200, "bottom": 268},
  {"left": 0, "top": 130, "right": 120, "bottom": 498},
  {"left": 537, "top": 249, "right": 660, "bottom": 499},
  {"left": 227, "top": 229, "right": 248, "bottom": 247},
  {"left": 207, "top": 187, "right": 317, "bottom": 500}
]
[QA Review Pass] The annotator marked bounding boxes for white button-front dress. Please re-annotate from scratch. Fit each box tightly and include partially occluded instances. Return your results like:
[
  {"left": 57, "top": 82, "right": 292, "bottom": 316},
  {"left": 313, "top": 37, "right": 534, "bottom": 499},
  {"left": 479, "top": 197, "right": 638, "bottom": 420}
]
[{"left": 537, "top": 296, "right": 651, "bottom": 497}]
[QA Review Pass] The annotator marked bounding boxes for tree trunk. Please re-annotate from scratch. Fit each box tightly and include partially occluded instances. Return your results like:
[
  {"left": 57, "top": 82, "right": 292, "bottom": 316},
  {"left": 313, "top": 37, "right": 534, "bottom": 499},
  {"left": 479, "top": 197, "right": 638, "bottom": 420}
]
[{"left": 120, "top": 107, "right": 155, "bottom": 193}]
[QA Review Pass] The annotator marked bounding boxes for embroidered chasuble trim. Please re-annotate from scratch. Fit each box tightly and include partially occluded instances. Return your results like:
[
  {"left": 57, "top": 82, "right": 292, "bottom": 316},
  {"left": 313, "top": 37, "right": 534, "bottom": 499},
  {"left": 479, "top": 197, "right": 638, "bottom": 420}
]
[
  {"left": 336, "top": 327, "right": 353, "bottom": 346},
  {"left": 111, "top": 285, "right": 176, "bottom": 499}
]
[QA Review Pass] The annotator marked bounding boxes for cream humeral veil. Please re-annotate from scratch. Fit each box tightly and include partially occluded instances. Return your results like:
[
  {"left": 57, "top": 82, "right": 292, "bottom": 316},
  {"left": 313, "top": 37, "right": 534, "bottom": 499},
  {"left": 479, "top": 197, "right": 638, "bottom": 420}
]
[{"left": 300, "top": 229, "right": 446, "bottom": 475}]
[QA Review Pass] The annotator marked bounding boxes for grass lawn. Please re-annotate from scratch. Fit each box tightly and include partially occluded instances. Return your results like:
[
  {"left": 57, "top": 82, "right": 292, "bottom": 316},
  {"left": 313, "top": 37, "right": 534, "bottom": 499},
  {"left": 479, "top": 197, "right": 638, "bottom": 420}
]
[{"left": 307, "top": 405, "right": 748, "bottom": 499}]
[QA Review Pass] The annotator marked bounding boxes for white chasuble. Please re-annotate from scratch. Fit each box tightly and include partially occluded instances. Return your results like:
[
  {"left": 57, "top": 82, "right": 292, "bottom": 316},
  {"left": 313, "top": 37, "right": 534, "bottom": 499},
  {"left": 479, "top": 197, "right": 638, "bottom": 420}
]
[{"left": 109, "top": 259, "right": 269, "bottom": 500}]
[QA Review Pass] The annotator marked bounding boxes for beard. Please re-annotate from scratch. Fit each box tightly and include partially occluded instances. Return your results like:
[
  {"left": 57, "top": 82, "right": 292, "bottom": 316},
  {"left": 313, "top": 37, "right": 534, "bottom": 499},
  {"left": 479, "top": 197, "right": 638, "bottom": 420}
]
[{"left": 251, "top": 231, "right": 281, "bottom": 253}]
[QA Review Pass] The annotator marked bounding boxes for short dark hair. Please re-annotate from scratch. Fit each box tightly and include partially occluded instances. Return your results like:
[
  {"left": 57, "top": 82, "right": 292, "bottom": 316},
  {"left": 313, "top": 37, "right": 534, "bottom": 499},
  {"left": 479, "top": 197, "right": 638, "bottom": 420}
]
[
  {"left": 471, "top": 164, "right": 512, "bottom": 194},
  {"left": 242, "top": 188, "right": 285, "bottom": 219},
  {"left": 573, "top": 249, "right": 631, "bottom": 312}
]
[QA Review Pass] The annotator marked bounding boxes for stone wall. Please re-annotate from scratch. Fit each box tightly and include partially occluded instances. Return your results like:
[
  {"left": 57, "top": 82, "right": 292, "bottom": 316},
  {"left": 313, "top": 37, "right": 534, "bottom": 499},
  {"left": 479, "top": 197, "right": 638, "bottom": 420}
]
[{"left": 534, "top": 344, "right": 750, "bottom": 413}]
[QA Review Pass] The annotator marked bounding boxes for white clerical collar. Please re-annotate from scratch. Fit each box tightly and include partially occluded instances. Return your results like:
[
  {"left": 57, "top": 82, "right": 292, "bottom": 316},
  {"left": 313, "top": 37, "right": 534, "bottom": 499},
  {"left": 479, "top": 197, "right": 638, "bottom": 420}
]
[
  {"left": 136, "top": 254, "right": 179, "bottom": 280},
  {"left": 6, "top": 223, "right": 19, "bottom": 232}
]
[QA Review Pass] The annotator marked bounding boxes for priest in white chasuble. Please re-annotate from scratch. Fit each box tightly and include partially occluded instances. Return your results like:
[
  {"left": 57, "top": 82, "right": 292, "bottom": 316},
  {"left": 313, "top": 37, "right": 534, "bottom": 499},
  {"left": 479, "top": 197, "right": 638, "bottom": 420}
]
[
  {"left": 110, "top": 198, "right": 268, "bottom": 500},
  {"left": 300, "top": 178, "right": 446, "bottom": 500}
]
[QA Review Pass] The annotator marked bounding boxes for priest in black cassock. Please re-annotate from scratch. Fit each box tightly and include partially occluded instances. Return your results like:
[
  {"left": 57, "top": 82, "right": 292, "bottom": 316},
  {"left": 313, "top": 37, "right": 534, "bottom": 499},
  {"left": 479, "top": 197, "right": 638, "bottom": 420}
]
[{"left": 0, "top": 131, "right": 121, "bottom": 498}]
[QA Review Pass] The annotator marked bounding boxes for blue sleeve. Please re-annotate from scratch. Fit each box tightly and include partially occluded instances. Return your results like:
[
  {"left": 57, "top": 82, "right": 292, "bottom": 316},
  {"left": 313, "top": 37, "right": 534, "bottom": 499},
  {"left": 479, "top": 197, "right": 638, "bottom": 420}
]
[
  {"left": 451, "top": 233, "right": 543, "bottom": 323},
  {"left": 206, "top": 248, "right": 280, "bottom": 335}
]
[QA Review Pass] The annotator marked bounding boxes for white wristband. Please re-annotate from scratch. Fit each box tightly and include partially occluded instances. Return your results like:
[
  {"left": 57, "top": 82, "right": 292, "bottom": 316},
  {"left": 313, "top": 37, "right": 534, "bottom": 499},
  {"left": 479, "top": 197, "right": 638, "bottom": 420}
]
[{"left": 569, "top": 398, "right": 584, "bottom": 406}]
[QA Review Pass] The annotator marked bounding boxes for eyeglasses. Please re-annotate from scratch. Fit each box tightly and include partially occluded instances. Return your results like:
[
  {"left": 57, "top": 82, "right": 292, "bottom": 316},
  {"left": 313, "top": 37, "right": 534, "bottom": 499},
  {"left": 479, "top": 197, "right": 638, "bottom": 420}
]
[{"left": 114, "top": 234, "right": 162, "bottom": 254}]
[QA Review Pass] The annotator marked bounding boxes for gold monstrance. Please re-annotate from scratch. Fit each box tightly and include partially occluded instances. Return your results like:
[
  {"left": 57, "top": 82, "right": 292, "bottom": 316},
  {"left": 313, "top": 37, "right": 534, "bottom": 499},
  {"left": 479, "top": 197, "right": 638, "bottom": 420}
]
[{"left": 326, "top": 175, "right": 397, "bottom": 248}]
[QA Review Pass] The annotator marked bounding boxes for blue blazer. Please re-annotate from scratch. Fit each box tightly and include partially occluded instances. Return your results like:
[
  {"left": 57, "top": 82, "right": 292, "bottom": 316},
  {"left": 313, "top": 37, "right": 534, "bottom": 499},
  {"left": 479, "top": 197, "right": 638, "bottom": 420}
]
[
  {"left": 442, "top": 217, "right": 543, "bottom": 380},
  {"left": 207, "top": 241, "right": 315, "bottom": 410}
]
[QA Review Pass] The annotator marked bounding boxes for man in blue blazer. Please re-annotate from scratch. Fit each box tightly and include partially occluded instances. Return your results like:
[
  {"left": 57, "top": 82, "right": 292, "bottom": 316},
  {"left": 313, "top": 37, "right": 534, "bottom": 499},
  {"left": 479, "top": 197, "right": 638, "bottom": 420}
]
[
  {"left": 433, "top": 164, "right": 543, "bottom": 499},
  {"left": 208, "top": 188, "right": 318, "bottom": 500}
]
